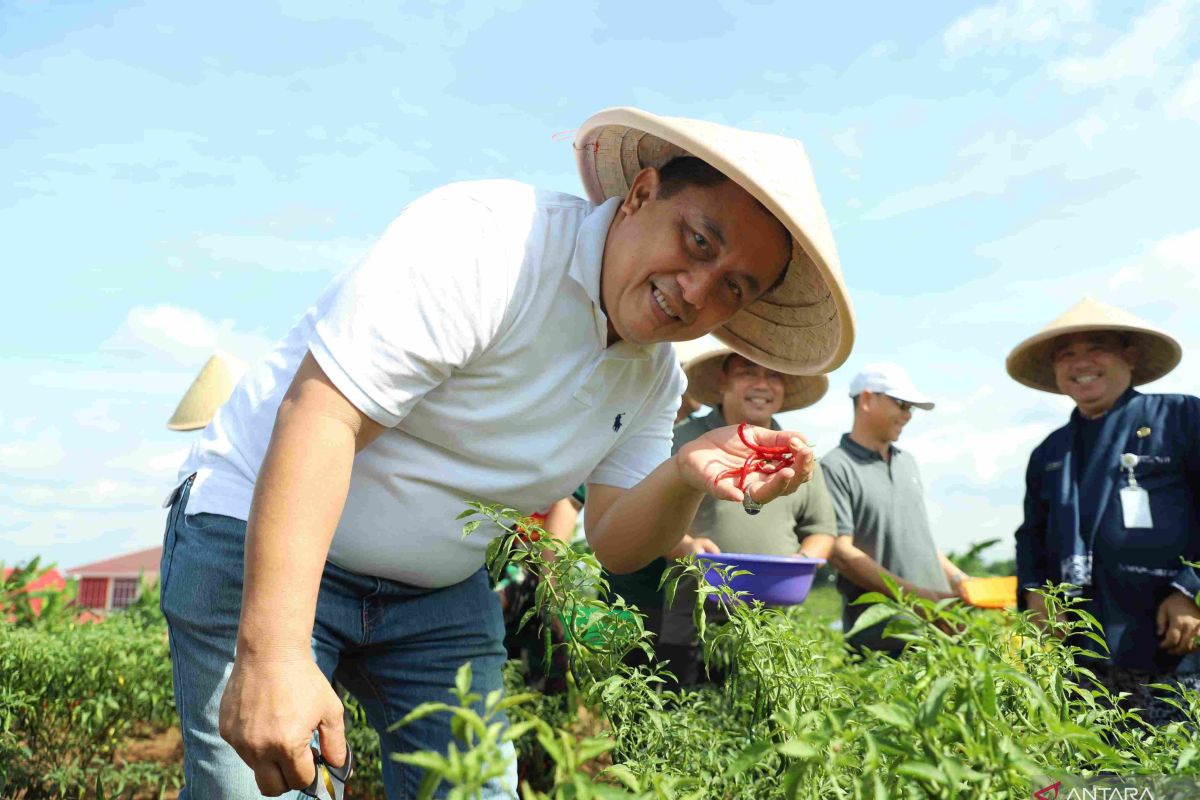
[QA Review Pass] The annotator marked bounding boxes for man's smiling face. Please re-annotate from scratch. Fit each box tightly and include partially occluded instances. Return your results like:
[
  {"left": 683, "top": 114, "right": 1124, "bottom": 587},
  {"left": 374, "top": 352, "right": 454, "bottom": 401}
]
[
  {"left": 599, "top": 165, "right": 792, "bottom": 347},
  {"left": 717, "top": 353, "right": 786, "bottom": 428},
  {"left": 1051, "top": 332, "right": 1138, "bottom": 417}
]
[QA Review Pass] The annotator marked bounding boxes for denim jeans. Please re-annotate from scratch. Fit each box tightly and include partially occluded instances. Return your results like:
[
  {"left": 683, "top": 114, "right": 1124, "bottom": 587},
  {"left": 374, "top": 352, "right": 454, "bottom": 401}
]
[{"left": 160, "top": 476, "right": 518, "bottom": 799}]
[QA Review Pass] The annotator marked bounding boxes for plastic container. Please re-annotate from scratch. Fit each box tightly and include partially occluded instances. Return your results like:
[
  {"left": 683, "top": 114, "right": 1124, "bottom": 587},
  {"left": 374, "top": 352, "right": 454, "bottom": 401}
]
[
  {"left": 961, "top": 576, "right": 1018, "bottom": 609},
  {"left": 700, "top": 553, "right": 825, "bottom": 607}
]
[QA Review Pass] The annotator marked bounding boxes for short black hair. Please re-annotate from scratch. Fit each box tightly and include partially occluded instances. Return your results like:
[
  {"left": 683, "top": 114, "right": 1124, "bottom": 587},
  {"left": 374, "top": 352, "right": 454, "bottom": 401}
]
[
  {"left": 655, "top": 156, "right": 792, "bottom": 296},
  {"left": 656, "top": 156, "right": 731, "bottom": 199}
]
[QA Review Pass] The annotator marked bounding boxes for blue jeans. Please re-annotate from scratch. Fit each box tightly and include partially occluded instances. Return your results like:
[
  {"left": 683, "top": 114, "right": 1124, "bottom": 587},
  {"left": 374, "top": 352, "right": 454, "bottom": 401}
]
[{"left": 160, "top": 476, "right": 518, "bottom": 799}]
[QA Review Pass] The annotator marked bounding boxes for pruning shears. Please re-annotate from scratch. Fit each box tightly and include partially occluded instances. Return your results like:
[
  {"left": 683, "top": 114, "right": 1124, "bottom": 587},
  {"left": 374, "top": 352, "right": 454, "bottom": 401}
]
[{"left": 300, "top": 743, "right": 353, "bottom": 800}]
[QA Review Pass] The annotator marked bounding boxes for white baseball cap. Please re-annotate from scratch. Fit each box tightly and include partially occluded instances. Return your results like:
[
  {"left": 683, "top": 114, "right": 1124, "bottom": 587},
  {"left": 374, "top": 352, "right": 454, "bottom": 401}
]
[{"left": 848, "top": 362, "right": 934, "bottom": 410}]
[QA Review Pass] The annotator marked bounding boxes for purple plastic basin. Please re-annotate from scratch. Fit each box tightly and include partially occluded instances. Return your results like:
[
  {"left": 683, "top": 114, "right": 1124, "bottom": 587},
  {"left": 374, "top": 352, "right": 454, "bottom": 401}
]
[{"left": 700, "top": 553, "right": 826, "bottom": 607}]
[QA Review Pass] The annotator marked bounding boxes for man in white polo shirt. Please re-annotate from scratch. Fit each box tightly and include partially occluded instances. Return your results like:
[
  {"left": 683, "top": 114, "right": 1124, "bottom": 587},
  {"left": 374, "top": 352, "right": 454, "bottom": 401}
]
[{"left": 160, "top": 107, "right": 853, "bottom": 799}]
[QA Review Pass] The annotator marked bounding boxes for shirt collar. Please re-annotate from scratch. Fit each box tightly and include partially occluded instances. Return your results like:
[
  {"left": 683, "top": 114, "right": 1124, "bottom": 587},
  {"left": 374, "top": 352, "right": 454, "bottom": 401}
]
[
  {"left": 839, "top": 432, "right": 898, "bottom": 462},
  {"left": 567, "top": 196, "right": 654, "bottom": 360},
  {"left": 1069, "top": 386, "right": 1140, "bottom": 426},
  {"left": 706, "top": 406, "right": 783, "bottom": 431}
]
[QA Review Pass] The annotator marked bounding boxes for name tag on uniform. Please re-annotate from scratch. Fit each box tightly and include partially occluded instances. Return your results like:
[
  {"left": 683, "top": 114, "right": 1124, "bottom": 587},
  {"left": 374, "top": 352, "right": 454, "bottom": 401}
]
[{"left": 1120, "top": 486, "right": 1153, "bottom": 528}]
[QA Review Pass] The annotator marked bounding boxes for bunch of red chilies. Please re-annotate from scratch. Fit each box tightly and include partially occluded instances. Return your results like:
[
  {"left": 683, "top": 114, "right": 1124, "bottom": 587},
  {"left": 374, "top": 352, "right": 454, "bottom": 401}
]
[{"left": 716, "top": 422, "right": 795, "bottom": 490}]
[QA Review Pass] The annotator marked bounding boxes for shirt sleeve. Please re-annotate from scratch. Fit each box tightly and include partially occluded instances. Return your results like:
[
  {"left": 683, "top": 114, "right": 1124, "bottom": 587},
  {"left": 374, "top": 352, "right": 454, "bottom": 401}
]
[
  {"left": 794, "top": 463, "right": 837, "bottom": 543},
  {"left": 1171, "top": 395, "right": 1200, "bottom": 599},
  {"left": 308, "top": 191, "right": 516, "bottom": 427},
  {"left": 588, "top": 358, "right": 685, "bottom": 489},
  {"left": 819, "top": 457, "right": 856, "bottom": 537},
  {"left": 1015, "top": 447, "right": 1050, "bottom": 599}
]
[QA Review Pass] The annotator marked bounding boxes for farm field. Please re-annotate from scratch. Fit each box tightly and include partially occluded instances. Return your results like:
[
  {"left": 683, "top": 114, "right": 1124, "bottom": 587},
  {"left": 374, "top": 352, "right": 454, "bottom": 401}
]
[{"left": 3, "top": 515, "right": 1197, "bottom": 799}]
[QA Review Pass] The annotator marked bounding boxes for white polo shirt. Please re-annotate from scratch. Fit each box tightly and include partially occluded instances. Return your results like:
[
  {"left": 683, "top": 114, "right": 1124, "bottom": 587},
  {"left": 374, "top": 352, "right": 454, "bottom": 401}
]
[{"left": 177, "top": 180, "right": 685, "bottom": 587}]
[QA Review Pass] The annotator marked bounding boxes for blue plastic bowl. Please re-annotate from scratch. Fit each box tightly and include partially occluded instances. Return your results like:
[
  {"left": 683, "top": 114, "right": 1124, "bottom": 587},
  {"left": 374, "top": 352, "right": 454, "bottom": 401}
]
[{"left": 700, "top": 553, "right": 825, "bottom": 607}]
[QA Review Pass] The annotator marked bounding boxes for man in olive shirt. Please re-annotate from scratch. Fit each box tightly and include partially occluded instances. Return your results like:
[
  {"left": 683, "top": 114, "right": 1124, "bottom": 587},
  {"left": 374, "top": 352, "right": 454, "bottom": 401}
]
[
  {"left": 822, "top": 363, "right": 968, "bottom": 655},
  {"left": 654, "top": 345, "right": 836, "bottom": 685}
]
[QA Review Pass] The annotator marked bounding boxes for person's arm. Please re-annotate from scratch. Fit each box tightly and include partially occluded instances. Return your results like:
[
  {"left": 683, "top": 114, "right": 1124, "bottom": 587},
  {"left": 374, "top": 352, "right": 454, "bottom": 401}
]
[
  {"left": 540, "top": 497, "right": 579, "bottom": 544},
  {"left": 798, "top": 534, "right": 835, "bottom": 560},
  {"left": 666, "top": 532, "right": 721, "bottom": 559},
  {"left": 795, "top": 464, "right": 836, "bottom": 559},
  {"left": 1014, "top": 447, "right": 1058, "bottom": 630},
  {"left": 1156, "top": 397, "right": 1200, "bottom": 654},
  {"left": 938, "top": 552, "right": 969, "bottom": 600},
  {"left": 828, "top": 535, "right": 954, "bottom": 602},
  {"left": 587, "top": 426, "right": 814, "bottom": 573},
  {"left": 219, "top": 354, "right": 384, "bottom": 795}
]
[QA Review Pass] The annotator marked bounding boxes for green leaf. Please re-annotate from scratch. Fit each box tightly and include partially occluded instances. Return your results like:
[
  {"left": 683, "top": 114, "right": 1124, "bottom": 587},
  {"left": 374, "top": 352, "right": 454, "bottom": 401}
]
[
  {"left": 895, "top": 761, "right": 945, "bottom": 785},
  {"left": 723, "top": 741, "right": 773, "bottom": 777},
  {"left": 864, "top": 703, "right": 913, "bottom": 730},
  {"left": 847, "top": 603, "right": 900, "bottom": 638}
]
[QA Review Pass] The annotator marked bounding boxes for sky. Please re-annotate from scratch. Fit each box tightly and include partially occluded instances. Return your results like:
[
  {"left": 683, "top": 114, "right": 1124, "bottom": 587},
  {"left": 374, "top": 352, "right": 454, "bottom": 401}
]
[{"left": 3, "top": 0, "right": 1200, "bottom": 573}]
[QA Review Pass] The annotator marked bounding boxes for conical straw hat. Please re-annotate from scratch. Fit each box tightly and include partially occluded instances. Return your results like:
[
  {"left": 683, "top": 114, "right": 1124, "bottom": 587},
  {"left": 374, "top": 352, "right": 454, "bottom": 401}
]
[
  {"left": 167, "top": 352, "right": 245, "bottom": 431},
  {"left": 683, "top": 342, "right": 828, "bottom": 412},
  {"left": 1006, "top": 297, "right": 1181, "bottom": 394},
  {"left": 574, "top": 107, "right": 854, "bottom": 376}
]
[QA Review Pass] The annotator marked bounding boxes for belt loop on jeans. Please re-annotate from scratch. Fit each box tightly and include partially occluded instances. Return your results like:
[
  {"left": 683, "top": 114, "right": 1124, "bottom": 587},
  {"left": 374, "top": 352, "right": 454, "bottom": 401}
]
[{"left": 161, "top": 473, "right": 197, "bottom": 509}]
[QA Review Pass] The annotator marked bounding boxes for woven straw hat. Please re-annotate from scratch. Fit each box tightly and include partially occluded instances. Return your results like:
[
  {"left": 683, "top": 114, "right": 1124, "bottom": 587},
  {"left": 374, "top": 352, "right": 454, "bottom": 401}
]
[
  {"left": 167, "top": 352, "right": 245, "bottom": 431},
  {"left": 683, "top": 341, "right": 828, "bottom": 412},
  {"left": 1006, "top": 297, "right": 1181, "bottom": 394},
  {"left": 574, "top": 107, "right": 854, "bottom": 376}
]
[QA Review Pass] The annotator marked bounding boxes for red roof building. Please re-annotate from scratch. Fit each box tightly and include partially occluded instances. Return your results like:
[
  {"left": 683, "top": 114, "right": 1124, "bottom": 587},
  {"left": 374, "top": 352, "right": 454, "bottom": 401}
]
[{"left": 67, "top": 546, "right": 163, "bottom": 611}]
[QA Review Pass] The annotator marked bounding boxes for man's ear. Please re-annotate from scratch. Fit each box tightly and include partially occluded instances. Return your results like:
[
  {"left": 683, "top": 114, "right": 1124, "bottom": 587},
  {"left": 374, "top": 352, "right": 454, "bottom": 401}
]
[{"left": 621, "top": 167, "right": 662, "bottom": 216}]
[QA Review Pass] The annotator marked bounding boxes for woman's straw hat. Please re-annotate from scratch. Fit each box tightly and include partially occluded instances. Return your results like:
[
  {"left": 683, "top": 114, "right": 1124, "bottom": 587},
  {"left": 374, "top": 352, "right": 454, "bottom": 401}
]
[
  {"left": 574, "top": 107, "right": 854, "bottom": 376},
  {"left": 683, "top": 341, "right": 828, "bottom": 412},
  {"left": 1006, "top": 297, "right": 1181, "bottom": 394},
  {"left": 167, "top": 352, "right": 245, "bottom": 431}
]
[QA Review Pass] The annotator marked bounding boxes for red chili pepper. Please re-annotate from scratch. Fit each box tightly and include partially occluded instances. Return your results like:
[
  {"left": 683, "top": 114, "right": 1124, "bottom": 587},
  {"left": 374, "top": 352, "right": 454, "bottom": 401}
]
[{"left": 715, "top": 422, "right": 796, "bottom": 491}]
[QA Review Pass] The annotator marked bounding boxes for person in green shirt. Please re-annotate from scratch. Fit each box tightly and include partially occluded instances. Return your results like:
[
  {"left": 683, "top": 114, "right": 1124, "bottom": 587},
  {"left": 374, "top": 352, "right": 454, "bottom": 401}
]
[{"left": 634, "top": 342, "right": 836, "bottom": 686}]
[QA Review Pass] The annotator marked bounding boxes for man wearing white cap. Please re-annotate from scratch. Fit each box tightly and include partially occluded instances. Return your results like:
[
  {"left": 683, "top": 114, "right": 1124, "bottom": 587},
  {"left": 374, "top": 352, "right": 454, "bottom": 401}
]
[
  {"left": 822, "top": 363, "right": 969, "bottom": 655},
  {"left": 160, "top": 107, "right": 854, "bottom": 798},
  {"left": 1008, "top": 297, "right": 1200, "bottom": 726}
]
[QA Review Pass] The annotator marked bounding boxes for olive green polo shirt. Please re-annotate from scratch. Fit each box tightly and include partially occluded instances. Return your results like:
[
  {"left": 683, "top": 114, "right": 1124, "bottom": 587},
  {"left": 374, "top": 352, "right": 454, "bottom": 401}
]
[{"left": 820, "top": 433, "right": 950, "bottom": 651}]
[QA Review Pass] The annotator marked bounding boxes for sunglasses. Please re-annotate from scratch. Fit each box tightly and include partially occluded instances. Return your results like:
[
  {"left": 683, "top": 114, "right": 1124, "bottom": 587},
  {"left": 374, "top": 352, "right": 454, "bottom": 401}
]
[{"left": 886, "top": 395, "right": 917, "bottom": 413}]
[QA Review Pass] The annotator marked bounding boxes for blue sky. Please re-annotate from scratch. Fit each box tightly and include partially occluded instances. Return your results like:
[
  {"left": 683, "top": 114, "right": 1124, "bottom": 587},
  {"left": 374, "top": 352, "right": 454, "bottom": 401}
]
[{"left": 4, "top": 0, "right": 1200, "bottom": 572}]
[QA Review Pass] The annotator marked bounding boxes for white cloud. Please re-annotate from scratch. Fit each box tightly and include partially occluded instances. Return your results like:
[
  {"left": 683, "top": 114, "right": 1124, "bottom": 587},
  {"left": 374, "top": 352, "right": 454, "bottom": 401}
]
[
  {"left": 944, "top": 0, "right": 1093, "bottom": 55},
  {"left": 103, "top": 304, "right": 217, "bottom": 365},
  {"left": 107, "top": 442, "right": 191, "bottom": 479},
  {"left": 72, "top": 399, "right": 122, "bottom": 433},
  {"left": 1049, "top": 0, "right": 1193, "bottom": 89},
  {"left": 191, "top": 232, "right": 372, "bottom": 273},
  {"left": 0, "top": 426, "right": 66, "bottom": 471},
  {"left": 1103, "top": 227, "right": 1200, "bottom": 335},
  {"left": 831, "top": 127, "right": 863, "bottom": 160},
  {"left": 100, "top": 304, "right": 274, "bottom": 368},
  {"left": 1074, "top": 112, "right": 1108, "bottom": 148},
  {"left": 1166, "top": 59, "right": 1200, "bottom": 122}
]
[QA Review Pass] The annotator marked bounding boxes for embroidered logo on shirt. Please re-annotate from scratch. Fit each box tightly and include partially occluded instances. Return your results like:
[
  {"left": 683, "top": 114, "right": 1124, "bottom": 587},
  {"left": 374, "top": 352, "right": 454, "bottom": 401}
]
[
  {"left": 612, "top": 413, "right": 626, "bottom": 432},
  {"left": 1044, "top": 460, "right": 1064, "bottom": 472}
]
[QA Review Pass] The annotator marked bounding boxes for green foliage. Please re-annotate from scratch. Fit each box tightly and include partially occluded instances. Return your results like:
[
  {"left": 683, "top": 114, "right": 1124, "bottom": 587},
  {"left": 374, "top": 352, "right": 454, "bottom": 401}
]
[
  {"left": 945, "top": 538, "right": 1017, "bottom": 578},
  {"left": 388, "top": 504, "right": 1200, "bottom": 799},
  {"left": 1, "top": 557, "right": 79, "bottom": 629},
  {"left": 0, "top": 611, "right": 181, "bottom": 798}
]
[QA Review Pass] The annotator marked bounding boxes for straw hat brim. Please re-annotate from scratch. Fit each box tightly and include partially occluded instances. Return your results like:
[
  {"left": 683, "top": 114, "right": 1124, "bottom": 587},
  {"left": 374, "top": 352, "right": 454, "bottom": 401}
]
[
  {"left": 574, "top": 107, "right": 854, "bottom": 376},
  {"left": 167, "top": 353, "right": 243, "bottom": 431},
  {"left": 1006, "top": 300, "right": 1181, "bottom": 394},
  {"left": 684, "top": 347, "right": 828, "bottom": 412}
]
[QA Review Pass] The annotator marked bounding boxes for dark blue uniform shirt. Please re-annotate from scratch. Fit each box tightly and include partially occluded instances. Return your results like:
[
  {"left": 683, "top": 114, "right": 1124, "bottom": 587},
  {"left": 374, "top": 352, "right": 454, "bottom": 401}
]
[{"left": 1015, "top": 388, "right": 1200, "bottom": 672}]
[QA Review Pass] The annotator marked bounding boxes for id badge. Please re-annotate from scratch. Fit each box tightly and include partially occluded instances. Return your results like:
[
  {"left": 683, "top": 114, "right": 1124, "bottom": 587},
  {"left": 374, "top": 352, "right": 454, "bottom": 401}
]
[{"left": 1119, "top": 485, "right": 1153, "bottom": 529}]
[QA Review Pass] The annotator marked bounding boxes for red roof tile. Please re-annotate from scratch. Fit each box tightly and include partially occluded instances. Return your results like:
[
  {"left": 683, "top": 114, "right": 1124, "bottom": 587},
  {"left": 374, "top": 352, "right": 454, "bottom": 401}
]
[{"left": 68, "top": 546, "right": 163, "bottom": 578}]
